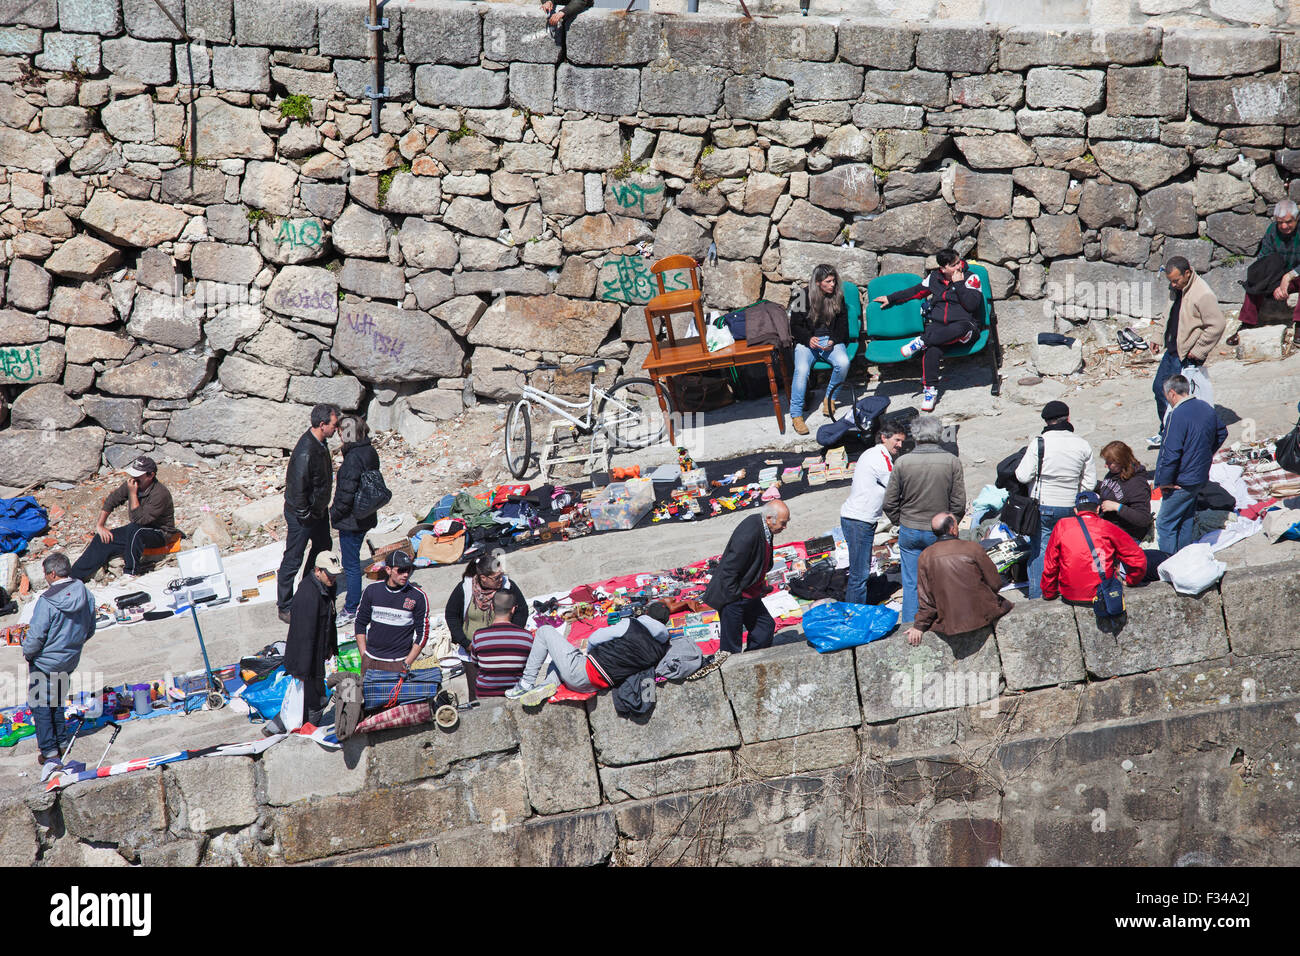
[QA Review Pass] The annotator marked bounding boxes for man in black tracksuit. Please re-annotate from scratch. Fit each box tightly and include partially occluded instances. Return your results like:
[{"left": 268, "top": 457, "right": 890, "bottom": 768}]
[
  {"left": 874, "top": 249, "right": 984, "bottom": 412},
  {"left": 702, "top": 501, "right": 791, "bottom": 655},
  {"left": 276, "top": 403, "right": 341, "bottom": 623}
]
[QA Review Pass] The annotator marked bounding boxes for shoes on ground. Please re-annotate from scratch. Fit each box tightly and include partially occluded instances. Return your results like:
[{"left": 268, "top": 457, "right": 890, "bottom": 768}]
[
  {"left": 900, "top": 336, "right": 926, "bottom": 358},
  {"left": 791, "top": 416, "right": 809, "bottom": 435},
  {"left": 278, "top": 608, "right": 292, "bottom": 624},
  {"left": 1147, "top": 433, "right": 1163, "bottom": 448},
  {"left": 821, "top": 396, "right": 837, "bottom": 418},
  {"left": 336, "top": 610, "right": 356, "bottom": 629},
  {"left": 921, "top": 386, "right": 938, "bottom": 412}
]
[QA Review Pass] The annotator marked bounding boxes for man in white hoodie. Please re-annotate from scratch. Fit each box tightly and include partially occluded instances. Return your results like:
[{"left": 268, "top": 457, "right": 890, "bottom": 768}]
[
  {"left": 840, "top": 419, "right": 907, "bottom": 604},
  {"left": 1015, "top": 401, "right": 1097, "bottom": 600}
]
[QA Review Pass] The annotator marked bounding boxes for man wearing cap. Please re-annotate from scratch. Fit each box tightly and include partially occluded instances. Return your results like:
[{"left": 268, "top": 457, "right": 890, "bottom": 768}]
[
  {"left": 1015, "top": 401, "right": 1097, "bottom": 600},
  {"left": 1041, "top": 492, "right": 1147, "bottom": 604},
  {"left": 337, "top": 550, "right": 440, "bottom": 735},
  {"left": 69, "top": 456, "right": 177, "bottom": 582},
  {"left": 273, "top": 551, "right": 341, "bottom": 732}
]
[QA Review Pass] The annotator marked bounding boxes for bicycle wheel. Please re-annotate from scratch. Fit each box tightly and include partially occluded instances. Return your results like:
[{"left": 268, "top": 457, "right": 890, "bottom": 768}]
[
  {"left": 504, "top": 400, "right": 532, "bottom": 478},
  {"left": 599, "top": 377, "right": 673, "bottom": 450}
]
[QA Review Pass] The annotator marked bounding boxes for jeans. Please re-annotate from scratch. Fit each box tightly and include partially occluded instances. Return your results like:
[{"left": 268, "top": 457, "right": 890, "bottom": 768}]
[
  {"left": 898, "top": 526, "right": 939, "bottom": 624},
  {"left": 521, "top": 625, "right": 597, "bottom": 692},
  {"left": 719, "top": 597, "right": 776, "bottom": 653},
  {"left": 841, "top": 517, "right": 877, "bottom": 605},
  {"left": 918, "top": 319, "right": 978, "bottom": 386},
  {"left": 69, "top": 523, "right": 168, "bottom": 580},
  {"left": 1156, "top": 485, "right": 1202, "bottom": 555},
  {"left": 277, "top": 509, "right": 332, "bottom": 611},
  {"left": 1028, "top": 504, "right": 1075, "bottom": 600},
  {"left": 28, "top": 669, "right": 71, "bottom": 759},
  {"left": 1152, "top": 349, "right": 1182, "bottom": 426},
  {"left": 789, "top": 342, "right": 849, "bottom": 418},
  {"left": 337, "top": 529, "right": 365, "bottom": 615}
]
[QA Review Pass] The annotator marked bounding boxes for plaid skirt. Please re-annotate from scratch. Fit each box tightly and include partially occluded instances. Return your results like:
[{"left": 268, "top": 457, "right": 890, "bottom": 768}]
[{"left": 362, "top": 666, "right": 443, "bottom": 709}]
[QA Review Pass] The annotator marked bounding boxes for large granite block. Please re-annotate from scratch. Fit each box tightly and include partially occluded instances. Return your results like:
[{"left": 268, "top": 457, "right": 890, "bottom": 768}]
[
  {"left": 514, "top": 700, "right": 602, "bottom": 814},
  {"left": 994, "top": 600, "right": 1085, "bottom": 691},
  {"left": 587, "top": 669, "right": 740, "bottom": 766},
  {"left": 722, "top": 642, "right": 861, "bottom": 743},
  {"left": 1074, "top": 586, "right": 1230, "bottom": 679},
  {"left": 1219, "top": 564, "right": 1300, "bottom": 657},
  {"left": 856, "top": 628, "right": 1003, "bottom": 723}
]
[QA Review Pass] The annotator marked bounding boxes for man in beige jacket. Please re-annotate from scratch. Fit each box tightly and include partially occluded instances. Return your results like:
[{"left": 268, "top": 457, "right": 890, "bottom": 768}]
[{"left": 1148, "top": 256, "right": 1225, "bottom": 447}]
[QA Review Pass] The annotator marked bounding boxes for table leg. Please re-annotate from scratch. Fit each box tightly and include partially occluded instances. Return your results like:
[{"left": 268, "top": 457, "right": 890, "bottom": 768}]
[
  {"left": 654, "top": 373, "right": 676, "bottom": 445},
  {"left": 766, "top": 357, "right": 785, "bottom": 433}
]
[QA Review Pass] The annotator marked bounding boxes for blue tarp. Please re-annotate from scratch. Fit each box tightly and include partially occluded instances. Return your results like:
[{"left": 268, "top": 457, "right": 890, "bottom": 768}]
[{"left": 0, "top": 496, "right": 48, "bottom": 555}]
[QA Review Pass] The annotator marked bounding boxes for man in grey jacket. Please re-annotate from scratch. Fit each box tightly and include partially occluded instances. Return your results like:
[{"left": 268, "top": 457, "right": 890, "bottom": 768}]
[
  {"left": 883, "top": 415, "right": 966, "bottom": 626},
  {"left": 22, "top": 552, "right": 95, "bottom": 767}
]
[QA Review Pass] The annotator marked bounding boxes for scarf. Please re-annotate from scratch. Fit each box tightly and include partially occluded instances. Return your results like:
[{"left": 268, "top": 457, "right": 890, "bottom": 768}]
[
  {"left": 1042, "top": 421, "right": 1075, "bottom": 433},
  {"left": 471, "top": 574, "right": 501, "bottom": 612}
]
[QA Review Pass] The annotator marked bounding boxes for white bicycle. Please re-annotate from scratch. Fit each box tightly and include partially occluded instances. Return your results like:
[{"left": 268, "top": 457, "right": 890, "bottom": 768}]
[{"left": 494, "top": 360, "right": 674, "bottom": 479}]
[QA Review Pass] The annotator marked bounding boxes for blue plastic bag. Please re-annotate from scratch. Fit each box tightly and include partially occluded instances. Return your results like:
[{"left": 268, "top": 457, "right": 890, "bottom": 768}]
[
  {"left": 802, "top": 602, "right": 899, "bottom": 653},
  {"left": 0, "top": 496, "right": 49, "bottom": 554},
  {"left": 238, "top": 666, "right": 292, "bottom": 720}
]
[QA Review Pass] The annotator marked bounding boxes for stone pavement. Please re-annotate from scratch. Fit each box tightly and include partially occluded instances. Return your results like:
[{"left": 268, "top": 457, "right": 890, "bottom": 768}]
[{"left": 6, "top": 346, "right": 1300, "bottom": 784}]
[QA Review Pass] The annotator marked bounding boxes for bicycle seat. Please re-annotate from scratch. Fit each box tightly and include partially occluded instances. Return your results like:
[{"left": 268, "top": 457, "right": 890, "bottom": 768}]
[{"left": 574, "top": 360, "right": 606, "bottom": 375}]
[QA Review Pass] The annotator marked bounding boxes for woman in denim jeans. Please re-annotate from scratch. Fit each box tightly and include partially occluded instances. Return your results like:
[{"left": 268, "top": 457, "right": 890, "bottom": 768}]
[
  {"left": 787, "top": 264, "right": 852, "bottom": 436},
  {"left": 329, "top": 416, "right": 382, "bottom": 628}
]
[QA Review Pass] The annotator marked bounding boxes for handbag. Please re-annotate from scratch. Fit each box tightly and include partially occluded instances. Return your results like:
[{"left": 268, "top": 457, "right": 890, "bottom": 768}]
[
  {"left": 1076, "top": 517, "right": 1125, "bottom": 621},
  {"left": 417, "top": 525, "right": 466, "bottom": 564},
  {"left": 352, "top": 469, "right": 392, "bottom": 519},
  {"left": 1000, "top": 436, "right": 1043, "bottom": 536}
]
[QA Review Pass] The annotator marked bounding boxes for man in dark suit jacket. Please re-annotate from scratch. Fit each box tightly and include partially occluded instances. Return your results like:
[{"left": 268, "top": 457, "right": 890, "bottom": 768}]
[{"left": 702, "top": 501, "right": 791, "bottom": 658}]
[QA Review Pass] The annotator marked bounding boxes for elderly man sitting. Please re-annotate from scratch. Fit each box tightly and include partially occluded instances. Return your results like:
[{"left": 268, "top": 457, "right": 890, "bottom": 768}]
[
  {"left": 907, "top": 513, "right": 1013, "bottom": 646},
  {"left": 1234, "top": 199, "right": 1300, "bottom": 338}
]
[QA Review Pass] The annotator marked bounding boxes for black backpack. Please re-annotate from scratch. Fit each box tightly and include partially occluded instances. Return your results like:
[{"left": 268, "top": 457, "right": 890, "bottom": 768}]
[{"left": 352, "top": 469, "right": 392, "bottom": 519}]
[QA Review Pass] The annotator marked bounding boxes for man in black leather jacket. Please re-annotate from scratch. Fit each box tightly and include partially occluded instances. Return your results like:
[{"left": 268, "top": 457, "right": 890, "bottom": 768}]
[{"left": 277, "top": 403, "right": 340, "bottom": 622}]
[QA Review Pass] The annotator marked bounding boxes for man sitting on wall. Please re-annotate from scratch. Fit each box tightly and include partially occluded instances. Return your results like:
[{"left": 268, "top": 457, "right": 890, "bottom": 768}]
[
  {"left": 69, "top": 456, "right": 176, "bottom": 582},
  {"left": 907, "top": 513, "right": 1013, "bottom": 647},
  {"left": 1230, "top": 200, "right": 1300, "bottom": 343}
]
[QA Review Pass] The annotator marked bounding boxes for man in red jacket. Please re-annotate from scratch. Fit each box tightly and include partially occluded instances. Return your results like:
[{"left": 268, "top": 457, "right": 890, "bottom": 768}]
[{"left": 1041, "top": 492, "right": 1147, "bottom": 603}]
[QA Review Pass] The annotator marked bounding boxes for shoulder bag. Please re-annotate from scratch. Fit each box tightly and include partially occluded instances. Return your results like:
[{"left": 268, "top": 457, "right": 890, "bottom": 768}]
[
  {"left": 1000, "top": 436, "right": 1043, "bottom": 536},
  {"left": 352, "top": 469, "right": 392, "bottom": 519},
  {"left": 1076, "top": 517, "right": 1125, "bottom": 621}
]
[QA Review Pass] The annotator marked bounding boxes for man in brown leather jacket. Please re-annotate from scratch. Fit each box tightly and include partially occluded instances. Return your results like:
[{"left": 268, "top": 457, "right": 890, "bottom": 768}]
[{"left": 908, "top": 513, "right": 1013, "bottom": 646}]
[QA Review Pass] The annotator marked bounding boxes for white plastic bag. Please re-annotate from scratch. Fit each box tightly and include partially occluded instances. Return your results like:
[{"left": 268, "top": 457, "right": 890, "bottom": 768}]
[
  {"left": 706, "top": 321, "right": 735, "bottom": 352},
  {"left": 1181, "top": 363, "right": 1214, "bottom": 408},
  {"left": 280, "top": 677, "right": 305, "bottom": 732},
  {"left": 1156, "top": 543, "right": 1226, "bottom": 595}
]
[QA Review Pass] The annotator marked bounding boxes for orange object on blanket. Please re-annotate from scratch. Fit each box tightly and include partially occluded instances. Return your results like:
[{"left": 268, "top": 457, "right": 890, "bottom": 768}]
[
  {"left": 611, "top": 466, "right": 641, "bottom": 480},
  {"left": 141, "top": 531, "right": 184, "bottom": 558}
]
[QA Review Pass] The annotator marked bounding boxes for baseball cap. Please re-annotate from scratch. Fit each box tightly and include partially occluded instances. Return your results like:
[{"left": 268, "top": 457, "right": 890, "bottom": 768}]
[
  {"left": 316, "top": 552, "right": 344, "bottom": 575},
  {"left": 385, "top": 549, "right": 414, "bottom": 571},
  {"left": 1041, "top": 401, "right": 1070, "bottom": 422},
  {"left": 123, "top": 456, "right": 157, "bottom": 477},
  {"left": 1075, "top": 491, "right": 1101, "bottom": 508}
]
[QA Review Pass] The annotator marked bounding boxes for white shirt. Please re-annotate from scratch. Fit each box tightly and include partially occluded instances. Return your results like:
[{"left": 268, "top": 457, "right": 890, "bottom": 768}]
[
  {"left": 1014, "top": 429, "right": 1097, "bottom": 509},
  {"left": 841, "top": 444, "right": 895, "bottom": 523}
]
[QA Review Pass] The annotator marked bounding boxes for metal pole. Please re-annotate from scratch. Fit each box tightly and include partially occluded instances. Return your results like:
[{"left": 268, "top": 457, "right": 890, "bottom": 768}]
[{"left": 369, "top": 0, "right": 381, "bottom": 135}]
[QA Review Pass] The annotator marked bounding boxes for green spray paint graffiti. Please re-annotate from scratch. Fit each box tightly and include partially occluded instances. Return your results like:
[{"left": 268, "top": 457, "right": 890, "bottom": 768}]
[
  {"left": 599, "top": 256, "right": 689, "bottom": 304},
  {"left": 0, "top": 345, "right": 42, "bottom": 382},
  {"left": 610, "top": 181, "right": 664, "bottom": 216},
  {"left": 275, "top": 218, "right": 324, "bottom": 249}
]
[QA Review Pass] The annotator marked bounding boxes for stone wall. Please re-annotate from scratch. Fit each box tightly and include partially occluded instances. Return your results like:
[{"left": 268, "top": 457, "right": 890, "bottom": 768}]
[
  {"left": 4, "top": 560, "right": 1298, "bottom": 866},
  {"left": 1, "top": 3, "right": 1298, "bottom": 481}
]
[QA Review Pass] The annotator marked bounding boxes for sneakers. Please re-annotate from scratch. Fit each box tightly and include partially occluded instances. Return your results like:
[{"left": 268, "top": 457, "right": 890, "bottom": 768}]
[
  {"left": 900, "top": 336, "right": 926, "bottom": 358},
  {"left": 278, "top": 608, "right": 291, "bottom": 624},
  {"left": 1147, "top": 433, "right": 1163, "bottom": 449},
  {"left": 687, "top": 650, "right": 731, "bottom": 681},
  {"left": 791, "top": 415, "right": 809, "bottom": 435},
  {"left": 921, "top": 386, "right": 938, "bottom": 412},
  {"left": 336, "top": 609, "right": 356, "bottom": 629},
  {"left": 505, "top": 681, "right": 558, "bottom": 706}
]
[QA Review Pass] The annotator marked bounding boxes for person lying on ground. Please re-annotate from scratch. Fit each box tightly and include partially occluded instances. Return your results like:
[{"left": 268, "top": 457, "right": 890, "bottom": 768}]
[
  {"left": 505, "top": 601, "right": 672, "bottom": 705},
  {"left": 69, "top": 456, "right": 177, "bottom": 582}
]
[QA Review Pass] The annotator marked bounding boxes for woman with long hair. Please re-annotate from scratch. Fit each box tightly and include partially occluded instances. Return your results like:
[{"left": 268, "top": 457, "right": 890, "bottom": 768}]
[
  {"left": 329, "top": 415, "right": 381, "bottom": 626},
  {"left": 445, "top": 549, "right": 528, "bottom": 702},
  {"left": 1097, "top": 440, "right": 1153, "bottom": 542},
  {"left": 787, "top": 263, "right": 852, "bottom": 435}
]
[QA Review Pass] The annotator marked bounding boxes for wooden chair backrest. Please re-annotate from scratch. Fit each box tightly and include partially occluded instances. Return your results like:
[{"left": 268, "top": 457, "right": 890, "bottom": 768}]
[{"left": 651, "top": 254, "right": 701, "bottom": 296}]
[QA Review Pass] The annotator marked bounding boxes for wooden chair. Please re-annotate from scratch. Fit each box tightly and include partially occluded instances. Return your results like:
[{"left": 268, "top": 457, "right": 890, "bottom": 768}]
[{"left": 640, "top": 255, "right": 788, "bottom": 441}]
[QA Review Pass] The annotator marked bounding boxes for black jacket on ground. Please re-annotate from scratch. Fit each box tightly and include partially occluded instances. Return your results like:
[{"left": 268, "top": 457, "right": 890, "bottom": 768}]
[
  {"left": 789, "top": 284, "right": 850, "bottom": 347},
  {"left": 283, "top": 572, "right": 338, "bottom": 683},
  {"left": 445, "top": 576, "right": 529, "bottom": 649},
  {"left": 285, "top": 430, "right": 333, "bottom": 520},
  {"left": 330, "top": 439, "right": 381, "bottom": 534},
  {"left": 887, "top": 269, "right": 984, "bottom": 327},
  {"left": 702, "top": 513, "right": 770, "bottom": 610}
]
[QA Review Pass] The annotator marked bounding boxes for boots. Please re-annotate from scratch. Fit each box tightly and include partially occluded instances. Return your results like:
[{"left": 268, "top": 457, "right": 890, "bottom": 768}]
[{"left": 791, "top": 416, "right": 809, "bottom": 435}]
